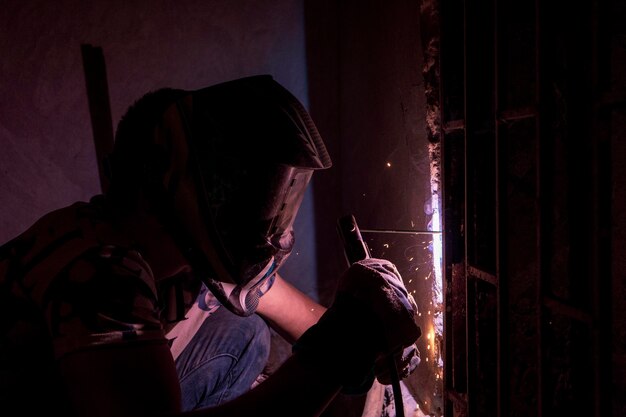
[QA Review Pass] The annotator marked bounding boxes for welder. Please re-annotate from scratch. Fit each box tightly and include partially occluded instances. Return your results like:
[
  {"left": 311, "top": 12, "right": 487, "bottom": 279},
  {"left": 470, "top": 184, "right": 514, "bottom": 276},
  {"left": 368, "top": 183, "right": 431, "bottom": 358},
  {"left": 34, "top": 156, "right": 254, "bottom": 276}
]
[{"left": 0, "top": 75, "right": 420, "bottom": 417}]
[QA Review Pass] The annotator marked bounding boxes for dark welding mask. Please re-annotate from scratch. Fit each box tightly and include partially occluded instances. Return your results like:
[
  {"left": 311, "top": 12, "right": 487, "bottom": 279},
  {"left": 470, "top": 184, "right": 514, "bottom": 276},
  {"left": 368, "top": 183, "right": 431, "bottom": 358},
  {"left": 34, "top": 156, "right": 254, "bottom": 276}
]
[{"left": 153, "top": 75, "right": 331, "bottom": 316}]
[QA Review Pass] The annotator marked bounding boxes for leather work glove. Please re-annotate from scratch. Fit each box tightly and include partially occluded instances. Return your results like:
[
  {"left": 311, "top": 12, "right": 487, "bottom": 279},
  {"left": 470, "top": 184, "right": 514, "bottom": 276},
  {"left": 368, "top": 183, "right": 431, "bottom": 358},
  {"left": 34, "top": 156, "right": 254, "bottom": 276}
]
[
  {"left": 374, "top": 343, "right": 421, "bottom": 386},
  {"left": 293, "top": 258, "right": 421, "bottom": 394},
  {"left": 336, "top": 258, "right": 420, "bottom": 352}
]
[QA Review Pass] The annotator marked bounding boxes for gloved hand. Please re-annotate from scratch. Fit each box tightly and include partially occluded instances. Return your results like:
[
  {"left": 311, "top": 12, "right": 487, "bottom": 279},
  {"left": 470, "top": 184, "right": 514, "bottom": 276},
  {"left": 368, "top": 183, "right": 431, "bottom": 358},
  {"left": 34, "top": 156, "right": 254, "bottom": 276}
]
[
  {"left": 374, "top": 343, "right": 421, "bottom": 385},
  {"left": 336, "top": 258, "right": 420, "bottom": 353},
  {"left": 293, "top": 258, "right": 421, "bottom": 393}
]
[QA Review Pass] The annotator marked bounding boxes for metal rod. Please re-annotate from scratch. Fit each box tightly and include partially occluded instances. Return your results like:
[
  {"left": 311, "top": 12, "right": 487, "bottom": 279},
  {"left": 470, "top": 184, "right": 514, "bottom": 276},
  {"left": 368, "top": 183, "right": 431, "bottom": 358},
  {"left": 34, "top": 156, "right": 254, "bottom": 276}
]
[{"left": 360, "top": 229, "right": 442, "bottom": 235}]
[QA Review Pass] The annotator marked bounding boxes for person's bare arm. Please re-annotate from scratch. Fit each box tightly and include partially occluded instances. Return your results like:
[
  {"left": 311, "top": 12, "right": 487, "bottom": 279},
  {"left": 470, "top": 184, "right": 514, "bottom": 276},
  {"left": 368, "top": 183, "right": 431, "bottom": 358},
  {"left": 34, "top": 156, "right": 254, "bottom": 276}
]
[{"left": 255, "top": 272, "right": 327, "bottom": 343}]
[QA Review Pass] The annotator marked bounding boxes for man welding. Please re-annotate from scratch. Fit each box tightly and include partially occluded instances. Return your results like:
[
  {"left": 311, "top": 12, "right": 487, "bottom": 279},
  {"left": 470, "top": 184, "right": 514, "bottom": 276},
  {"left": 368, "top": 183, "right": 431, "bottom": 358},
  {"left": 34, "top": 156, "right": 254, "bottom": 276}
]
[{"left": 0, "top": 75, "right": 420, "bottom": 416}]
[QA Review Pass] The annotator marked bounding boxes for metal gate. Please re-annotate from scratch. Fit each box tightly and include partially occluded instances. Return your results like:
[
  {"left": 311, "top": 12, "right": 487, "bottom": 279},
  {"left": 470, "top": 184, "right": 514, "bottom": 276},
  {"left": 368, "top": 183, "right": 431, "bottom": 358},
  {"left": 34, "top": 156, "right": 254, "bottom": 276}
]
[{"left": 419, "top": 0, "right": 624, "bottom": 415}]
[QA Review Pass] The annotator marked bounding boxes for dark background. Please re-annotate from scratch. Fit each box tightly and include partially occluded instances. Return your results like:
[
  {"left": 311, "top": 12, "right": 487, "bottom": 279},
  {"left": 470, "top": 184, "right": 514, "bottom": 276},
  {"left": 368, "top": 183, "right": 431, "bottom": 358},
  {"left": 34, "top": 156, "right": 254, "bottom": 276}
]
[{"left": 2, "top": 1, "right": 624, "bottom": 416}]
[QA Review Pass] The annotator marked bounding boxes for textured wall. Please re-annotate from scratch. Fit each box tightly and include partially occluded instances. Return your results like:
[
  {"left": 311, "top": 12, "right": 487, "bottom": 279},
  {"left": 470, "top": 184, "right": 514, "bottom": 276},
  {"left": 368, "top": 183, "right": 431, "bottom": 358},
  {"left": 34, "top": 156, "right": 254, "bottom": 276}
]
[
  {"left": 306, "top": 0, "right": 431, "bottom": 299},
  {"left": 305, "top": 1, "right": 433, "bottom": 415},
  {"left": 0, "top": 0, "right": 320, "bottom": 297}
]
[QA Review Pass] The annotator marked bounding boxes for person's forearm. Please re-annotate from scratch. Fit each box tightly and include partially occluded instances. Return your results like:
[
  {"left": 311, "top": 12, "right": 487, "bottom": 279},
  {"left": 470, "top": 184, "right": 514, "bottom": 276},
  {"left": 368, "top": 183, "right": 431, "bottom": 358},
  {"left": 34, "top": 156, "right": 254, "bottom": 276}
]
[{"left": 256, "top": 273, "right": 327, "bottom": 343}]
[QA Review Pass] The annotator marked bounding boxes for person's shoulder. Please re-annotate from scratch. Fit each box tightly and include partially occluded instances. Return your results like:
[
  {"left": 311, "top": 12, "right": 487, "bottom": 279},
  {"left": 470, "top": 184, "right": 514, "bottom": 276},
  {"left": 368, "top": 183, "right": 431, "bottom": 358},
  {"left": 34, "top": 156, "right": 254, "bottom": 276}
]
[
  {"left": 1, "top": 201, "right": 86, "bottom": 258},
  {"left": 0, "top": 196, "right": 125, "bottom": 300},
  {"left": 4, "top": 199, "right": 96, "bottom": 251}
]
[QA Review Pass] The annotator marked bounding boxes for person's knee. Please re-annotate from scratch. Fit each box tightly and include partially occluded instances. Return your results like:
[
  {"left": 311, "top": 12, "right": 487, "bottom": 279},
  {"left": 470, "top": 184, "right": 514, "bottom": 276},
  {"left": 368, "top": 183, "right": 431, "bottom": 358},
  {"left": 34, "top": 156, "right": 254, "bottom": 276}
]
[
  {"left": 240, "top": 314, "right": 271, "bottom": 365},
  {"left": 176, "top": 312, "right": 272, "bottom": 409}
]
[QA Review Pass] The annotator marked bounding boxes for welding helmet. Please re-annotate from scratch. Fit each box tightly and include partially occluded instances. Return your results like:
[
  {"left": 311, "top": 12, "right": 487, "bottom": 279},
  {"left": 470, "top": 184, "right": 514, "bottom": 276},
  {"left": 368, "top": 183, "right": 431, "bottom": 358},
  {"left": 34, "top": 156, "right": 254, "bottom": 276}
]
[{"left": 137, "top": 75, "right": 331, "bottom": 316}]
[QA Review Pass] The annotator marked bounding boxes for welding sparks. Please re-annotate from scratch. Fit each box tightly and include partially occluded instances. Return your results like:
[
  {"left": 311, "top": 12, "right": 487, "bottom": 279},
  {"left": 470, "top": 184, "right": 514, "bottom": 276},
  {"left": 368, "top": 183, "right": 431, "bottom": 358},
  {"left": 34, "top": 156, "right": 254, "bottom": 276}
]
[{"left": 357, "top": 143, "right": 443, "bottom": 415}]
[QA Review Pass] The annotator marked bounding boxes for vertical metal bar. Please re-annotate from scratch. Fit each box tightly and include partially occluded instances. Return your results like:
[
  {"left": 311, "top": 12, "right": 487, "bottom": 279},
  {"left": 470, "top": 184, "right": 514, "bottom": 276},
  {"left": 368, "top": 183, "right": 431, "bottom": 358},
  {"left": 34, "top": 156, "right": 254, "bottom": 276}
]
[
  {"left": 81, "top": 44, "right": 115, "bottom": 194},
  {"left": 439, "top": 0, "right": 469, "bottom": 414},
  {"left": 591, "top": 3, "right": 612, "bottom": 416},
  {"left": 493, "top": 0, "right": 502, "bottom": 415},
  {"left": 462, "top": 0, "right": 471, "bottom": 413},
  {"left": 590, "top": 3, "right": 601, "bottom": 412},
  {"left": 534, "top": 0, "right": 543, "bottom": 414}
]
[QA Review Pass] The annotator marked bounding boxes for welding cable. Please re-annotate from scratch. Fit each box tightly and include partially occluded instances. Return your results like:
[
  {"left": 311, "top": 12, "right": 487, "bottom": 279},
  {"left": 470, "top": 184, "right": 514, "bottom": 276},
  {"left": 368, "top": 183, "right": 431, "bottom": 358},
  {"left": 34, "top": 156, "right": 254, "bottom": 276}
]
[{"left": 386, "top": 352, "right": 405, "bottom": 417}]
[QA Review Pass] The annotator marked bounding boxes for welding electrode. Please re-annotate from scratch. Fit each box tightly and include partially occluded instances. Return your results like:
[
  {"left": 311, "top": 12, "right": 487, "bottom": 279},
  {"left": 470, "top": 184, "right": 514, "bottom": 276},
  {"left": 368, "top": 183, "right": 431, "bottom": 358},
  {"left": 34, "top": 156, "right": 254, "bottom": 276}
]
[{"left": 337, "top": 214, "right": 406, "bottom": 417}]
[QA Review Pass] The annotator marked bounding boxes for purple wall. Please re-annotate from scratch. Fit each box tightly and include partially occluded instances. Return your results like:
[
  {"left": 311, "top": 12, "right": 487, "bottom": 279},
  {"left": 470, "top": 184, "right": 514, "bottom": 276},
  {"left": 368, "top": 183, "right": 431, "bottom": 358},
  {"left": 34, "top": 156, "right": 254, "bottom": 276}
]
[
  {"left": 0, "top": 0, "right": 320, "bottom": 296},
  {"left": 305, "top": 0, "right": 431, "bottom": 302}
]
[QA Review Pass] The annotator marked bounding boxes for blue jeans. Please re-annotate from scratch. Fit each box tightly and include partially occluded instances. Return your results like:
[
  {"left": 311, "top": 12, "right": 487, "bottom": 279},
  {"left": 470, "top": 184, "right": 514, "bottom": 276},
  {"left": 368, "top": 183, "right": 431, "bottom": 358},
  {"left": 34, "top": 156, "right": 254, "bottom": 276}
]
[{"left": 174, "top": 306, "right": 271, "bottom": 410}]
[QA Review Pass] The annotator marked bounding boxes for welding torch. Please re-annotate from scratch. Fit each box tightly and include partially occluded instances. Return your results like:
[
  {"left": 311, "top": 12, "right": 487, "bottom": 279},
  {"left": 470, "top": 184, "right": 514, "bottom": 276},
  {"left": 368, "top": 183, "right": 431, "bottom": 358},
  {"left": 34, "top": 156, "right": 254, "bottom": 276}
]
[{"left": 337, "top": 214, "right": 406, "bottom": 417}]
